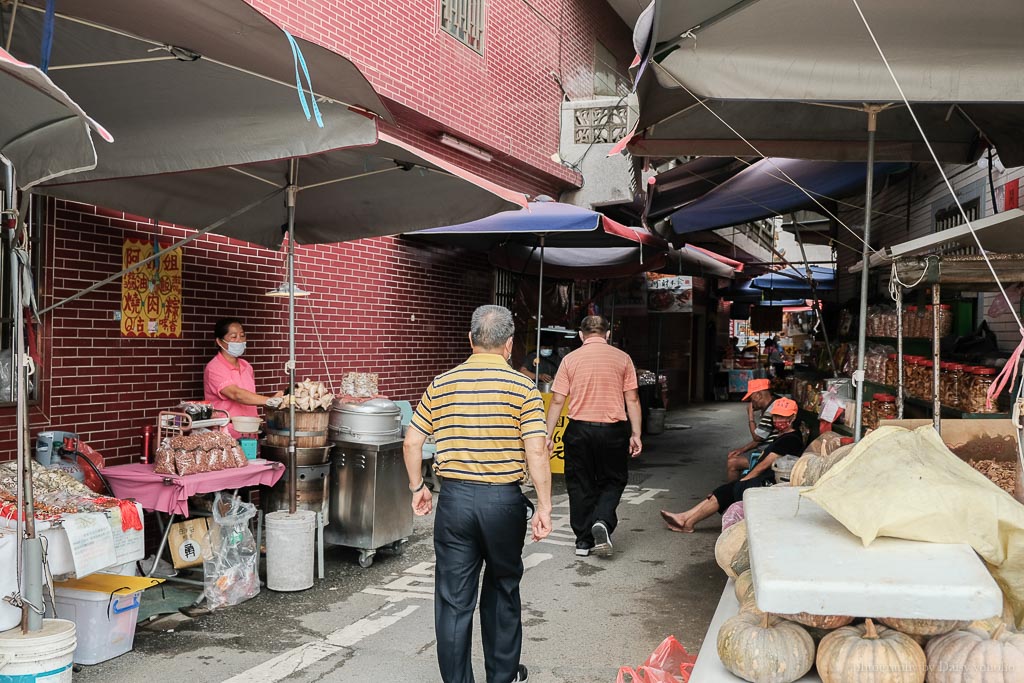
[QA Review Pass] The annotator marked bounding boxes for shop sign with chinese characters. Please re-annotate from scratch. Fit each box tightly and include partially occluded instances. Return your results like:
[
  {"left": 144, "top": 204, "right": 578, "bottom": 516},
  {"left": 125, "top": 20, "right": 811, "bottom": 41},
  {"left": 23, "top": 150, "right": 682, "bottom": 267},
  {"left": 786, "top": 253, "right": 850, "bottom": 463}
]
[
  {"left": 121, "top": 238, "right": 183, "bottom": 338},
  {"left": 646, "top": 273, "right": 693, "bottom": 313}
]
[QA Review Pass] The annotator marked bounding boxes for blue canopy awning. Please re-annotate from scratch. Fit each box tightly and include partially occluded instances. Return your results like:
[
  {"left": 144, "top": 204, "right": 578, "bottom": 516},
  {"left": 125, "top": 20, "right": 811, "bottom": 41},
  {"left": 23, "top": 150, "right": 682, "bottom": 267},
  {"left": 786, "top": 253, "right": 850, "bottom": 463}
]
[
  {"left": 667, "top": 158, "right": 906, "bottom": 235},
  {"left": 410, "top": 199, "right": 665, "bottom": 249},
  {"left": 751, "top": 265, "right": 835, "bottom": 292}
]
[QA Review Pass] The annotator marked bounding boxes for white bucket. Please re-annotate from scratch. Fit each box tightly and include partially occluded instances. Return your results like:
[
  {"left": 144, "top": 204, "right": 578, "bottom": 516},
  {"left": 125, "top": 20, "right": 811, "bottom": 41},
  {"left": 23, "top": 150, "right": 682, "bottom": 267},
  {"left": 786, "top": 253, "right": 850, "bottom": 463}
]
[
  {"left": 0, "top": 533, "right": 19, "bottom": 632},
  {"left": 0, "top": 618, "right": 76, "bottom": 683},
  {"left": 265, "top": 510, "right": 317, "bottom": 592}
]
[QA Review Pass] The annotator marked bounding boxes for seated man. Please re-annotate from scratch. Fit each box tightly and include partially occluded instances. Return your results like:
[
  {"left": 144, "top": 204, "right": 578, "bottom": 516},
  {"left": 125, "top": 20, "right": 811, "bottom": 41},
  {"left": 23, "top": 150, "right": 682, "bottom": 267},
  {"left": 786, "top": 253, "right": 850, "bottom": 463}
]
[
  {"left": 725, "top": 378, "right": 784, "bottom": 482},
  {"left": 660, "top": 398, "right": 804, "bottom": 532}
]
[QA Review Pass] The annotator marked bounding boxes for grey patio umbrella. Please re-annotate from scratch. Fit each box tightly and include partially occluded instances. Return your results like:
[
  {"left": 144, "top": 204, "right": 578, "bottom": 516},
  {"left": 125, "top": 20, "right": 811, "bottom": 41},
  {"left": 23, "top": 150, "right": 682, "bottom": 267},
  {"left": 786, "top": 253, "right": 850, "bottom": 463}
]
[
  {"left": 629, "top": 0, "right": 1024, "bottom": 438},
  {"left": 38, "top": 127, "right": 525, "bottom": 516},
  {"left": 4, "top": 0, "right": 388, "bottom": 183},
  {"left": 0, "top": 45, "right": 109, "bottom": 632}
]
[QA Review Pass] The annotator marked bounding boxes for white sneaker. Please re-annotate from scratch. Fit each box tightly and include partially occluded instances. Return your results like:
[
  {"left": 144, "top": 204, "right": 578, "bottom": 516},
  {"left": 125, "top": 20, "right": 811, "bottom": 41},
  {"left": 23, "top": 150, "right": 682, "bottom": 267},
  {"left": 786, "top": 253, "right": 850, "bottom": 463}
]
[{"left": 591, "top": 521, "right": 613, "bottom": 556}]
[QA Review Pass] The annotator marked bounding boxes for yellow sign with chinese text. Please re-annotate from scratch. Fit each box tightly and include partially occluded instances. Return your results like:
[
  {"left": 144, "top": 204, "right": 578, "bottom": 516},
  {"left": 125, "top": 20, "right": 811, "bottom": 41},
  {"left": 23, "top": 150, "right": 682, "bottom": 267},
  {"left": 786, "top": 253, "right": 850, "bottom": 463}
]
[
  {"left": 120, "top": 238, "right": 183, "bottom": 338},
  {"left": 542, "top": 392, "right": 569, "bottom": 474}
]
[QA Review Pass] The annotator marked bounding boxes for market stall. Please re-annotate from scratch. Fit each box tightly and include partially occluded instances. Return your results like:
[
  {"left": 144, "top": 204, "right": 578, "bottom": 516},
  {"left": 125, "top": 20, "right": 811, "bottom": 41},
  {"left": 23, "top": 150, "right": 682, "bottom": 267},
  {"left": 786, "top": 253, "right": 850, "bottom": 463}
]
[{"left": 692, "top": 422, "right": 1023, "bottom": 682}]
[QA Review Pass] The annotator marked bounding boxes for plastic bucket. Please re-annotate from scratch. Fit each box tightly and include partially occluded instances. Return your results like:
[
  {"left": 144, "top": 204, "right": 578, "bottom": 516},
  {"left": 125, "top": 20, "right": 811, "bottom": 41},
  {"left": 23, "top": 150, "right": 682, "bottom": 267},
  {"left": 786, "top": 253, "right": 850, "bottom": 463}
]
[
  {"left": 265, "top": 510, "right": 317, "bottom": 592},
  {"left": 647, "top": 408, "right": 666, "bottom": 435},
  {"left": 0, "top": 618, "right": 76, "bottom": 683},
  {"left": 0, "top": 533, "right": 19, "bottom": 632}
]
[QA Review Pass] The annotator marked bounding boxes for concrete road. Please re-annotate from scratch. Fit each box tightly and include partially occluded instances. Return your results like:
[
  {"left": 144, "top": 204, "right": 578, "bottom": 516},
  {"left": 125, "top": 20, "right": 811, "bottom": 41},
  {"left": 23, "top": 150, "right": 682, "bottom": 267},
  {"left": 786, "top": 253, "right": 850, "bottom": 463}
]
[{"left": 76, "top": 403, "right": 741, "bottom": 682}]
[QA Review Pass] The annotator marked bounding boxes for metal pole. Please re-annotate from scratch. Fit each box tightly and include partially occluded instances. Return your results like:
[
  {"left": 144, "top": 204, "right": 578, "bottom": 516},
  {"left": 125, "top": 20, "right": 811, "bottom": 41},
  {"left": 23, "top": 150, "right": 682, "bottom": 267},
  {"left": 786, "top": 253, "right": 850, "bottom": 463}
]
[
  {"left": 896, "top": 284, "right": 904, "bottom": 418},
  {"left": 932, "top": 281, "right": 941, "bottom": 433},
  {"left": 534, "top": 235, "right": 545, "bottom": 384},
  {"left": 854, "top": 110, "right": 879, "bottom": 441},
  {"left": 286, "top": 160, "right": 298, "bottom": 515}
]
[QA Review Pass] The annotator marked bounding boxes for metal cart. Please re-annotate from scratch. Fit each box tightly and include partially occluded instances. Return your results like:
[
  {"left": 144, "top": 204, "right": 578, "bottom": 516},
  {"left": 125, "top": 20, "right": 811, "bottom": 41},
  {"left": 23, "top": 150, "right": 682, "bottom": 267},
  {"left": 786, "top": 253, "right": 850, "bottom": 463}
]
[{"left": 325, "top": 436, "right": 412, "bottom": 568}]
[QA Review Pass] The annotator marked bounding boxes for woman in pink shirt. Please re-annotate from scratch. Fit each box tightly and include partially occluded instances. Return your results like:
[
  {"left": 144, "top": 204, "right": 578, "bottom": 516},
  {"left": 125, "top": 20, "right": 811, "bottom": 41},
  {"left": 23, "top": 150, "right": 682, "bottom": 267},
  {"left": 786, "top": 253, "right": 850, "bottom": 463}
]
[{"left": 204, "top": 318, "right": 282, "bottom": 438}]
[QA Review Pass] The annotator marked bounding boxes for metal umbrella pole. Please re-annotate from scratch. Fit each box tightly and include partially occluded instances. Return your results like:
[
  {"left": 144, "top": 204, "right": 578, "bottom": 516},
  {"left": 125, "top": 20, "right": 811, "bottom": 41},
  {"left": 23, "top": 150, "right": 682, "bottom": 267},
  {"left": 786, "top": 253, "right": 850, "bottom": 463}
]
[
  {"left": 286, "top": 160, "right": 298, "bottom": 515},
  {"left": 5, "top": 170, "right": 41, "bottom": 632},
  {"left": 853, "top": 108, "right": 880, "bottom": 441},
  {"left": 533, "top": 235, "right": 545, "bottom": 383}
]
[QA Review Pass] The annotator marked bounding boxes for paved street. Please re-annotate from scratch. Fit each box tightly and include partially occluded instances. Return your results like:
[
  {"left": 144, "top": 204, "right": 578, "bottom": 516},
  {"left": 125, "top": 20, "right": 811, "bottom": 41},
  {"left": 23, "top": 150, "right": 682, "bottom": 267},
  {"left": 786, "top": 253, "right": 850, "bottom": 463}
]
[{"left": 76, "top": 403, "right": 740, "bottom": 682}]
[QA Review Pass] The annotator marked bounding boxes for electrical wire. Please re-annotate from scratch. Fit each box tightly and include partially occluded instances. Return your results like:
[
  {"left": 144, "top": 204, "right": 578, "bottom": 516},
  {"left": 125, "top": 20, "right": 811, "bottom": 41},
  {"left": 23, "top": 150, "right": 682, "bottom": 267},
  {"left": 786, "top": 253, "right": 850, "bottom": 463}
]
[
  {"left": 651, "top": 62, "right": 881, "bottom": 257},
  {"left": 849, "top": 0, "right": 1024, "bottom": 401}
]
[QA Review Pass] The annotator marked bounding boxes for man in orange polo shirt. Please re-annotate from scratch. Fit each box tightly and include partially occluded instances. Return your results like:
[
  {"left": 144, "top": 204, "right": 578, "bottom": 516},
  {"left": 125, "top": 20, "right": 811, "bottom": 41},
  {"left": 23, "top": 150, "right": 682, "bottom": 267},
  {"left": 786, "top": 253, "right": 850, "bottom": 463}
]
[{"left": 545, "top": 315, "right": 642, "bottom": 557}]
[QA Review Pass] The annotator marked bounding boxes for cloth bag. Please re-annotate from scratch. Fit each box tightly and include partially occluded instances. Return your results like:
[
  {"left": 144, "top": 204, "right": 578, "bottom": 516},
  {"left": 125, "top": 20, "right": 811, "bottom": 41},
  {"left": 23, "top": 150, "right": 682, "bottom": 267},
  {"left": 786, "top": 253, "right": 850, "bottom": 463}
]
[{"left": 803, "top": 425, "right": 1024, "bottom": 627}]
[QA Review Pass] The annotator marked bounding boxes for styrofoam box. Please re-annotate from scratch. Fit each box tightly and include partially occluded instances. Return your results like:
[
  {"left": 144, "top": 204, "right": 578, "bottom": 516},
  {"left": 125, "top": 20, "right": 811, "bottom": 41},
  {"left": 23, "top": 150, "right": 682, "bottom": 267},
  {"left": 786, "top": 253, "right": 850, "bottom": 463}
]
[{"left": 47, "top": 586, "right": 142, "bottom": 665}]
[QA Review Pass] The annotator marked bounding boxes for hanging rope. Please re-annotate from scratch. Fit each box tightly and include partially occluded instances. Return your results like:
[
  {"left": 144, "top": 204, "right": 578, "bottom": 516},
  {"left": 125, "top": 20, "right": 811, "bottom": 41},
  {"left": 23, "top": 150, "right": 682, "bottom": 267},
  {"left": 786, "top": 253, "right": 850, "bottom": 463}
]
[
  {"left": 282, "top": 30, "right": 324, "bottom": 128},
  {"left": 39, "top": 0, "right": 55, "bottom": 73},
  {"left": 849, "top": 0, "right": 1024, "bottom": 408}
]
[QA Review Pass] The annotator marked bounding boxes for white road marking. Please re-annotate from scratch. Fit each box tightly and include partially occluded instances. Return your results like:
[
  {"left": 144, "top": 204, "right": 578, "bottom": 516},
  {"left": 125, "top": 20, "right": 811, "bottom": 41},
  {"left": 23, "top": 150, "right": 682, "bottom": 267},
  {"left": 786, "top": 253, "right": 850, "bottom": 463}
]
[
  {"left": 222, "top": 488, "right": 666, "bottom": 682},
  {"left": 221, "top": 603, "right": 419, "bottom": 683}
]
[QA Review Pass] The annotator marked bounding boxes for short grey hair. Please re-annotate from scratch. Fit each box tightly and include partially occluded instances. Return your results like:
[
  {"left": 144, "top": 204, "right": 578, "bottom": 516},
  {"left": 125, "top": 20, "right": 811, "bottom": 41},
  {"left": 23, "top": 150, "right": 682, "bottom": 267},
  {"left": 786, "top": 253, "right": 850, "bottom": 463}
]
[
  {"left": 579, "top": 315, "right": 609, "bottom": 335},
  {"left": 470, "top": 305, "right": 514, "bottom": 349}
]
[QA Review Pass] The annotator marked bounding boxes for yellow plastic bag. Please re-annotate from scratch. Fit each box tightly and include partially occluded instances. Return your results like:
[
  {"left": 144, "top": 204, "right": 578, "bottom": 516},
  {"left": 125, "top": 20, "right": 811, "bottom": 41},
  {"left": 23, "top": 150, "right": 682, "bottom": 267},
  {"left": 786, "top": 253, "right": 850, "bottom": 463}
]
[{"left": 802, "top": 425, "right": 1024, "bottom": 627}]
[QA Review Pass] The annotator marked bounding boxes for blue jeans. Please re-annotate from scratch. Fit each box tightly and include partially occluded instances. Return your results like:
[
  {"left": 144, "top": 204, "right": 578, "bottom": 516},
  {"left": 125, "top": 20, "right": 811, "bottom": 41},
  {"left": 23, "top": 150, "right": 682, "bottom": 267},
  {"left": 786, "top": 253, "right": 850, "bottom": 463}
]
[{"left": 434, "top": 479, "right": 527, "bottom": 683}]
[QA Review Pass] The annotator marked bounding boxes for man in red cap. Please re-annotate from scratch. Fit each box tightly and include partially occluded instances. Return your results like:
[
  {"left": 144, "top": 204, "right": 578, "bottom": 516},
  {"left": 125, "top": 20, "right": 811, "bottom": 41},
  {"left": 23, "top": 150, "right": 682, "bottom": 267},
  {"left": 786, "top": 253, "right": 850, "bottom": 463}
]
[
  {"left": 661, "top": 398, "right": 804, "bottom": 532},
  {"left": 725, "top": 378, "right": 785, "bottom": 481}
]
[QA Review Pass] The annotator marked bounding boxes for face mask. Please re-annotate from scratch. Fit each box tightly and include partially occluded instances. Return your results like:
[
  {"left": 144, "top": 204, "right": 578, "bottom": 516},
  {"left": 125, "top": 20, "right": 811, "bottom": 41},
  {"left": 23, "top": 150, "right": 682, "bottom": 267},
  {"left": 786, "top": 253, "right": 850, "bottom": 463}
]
[
  {"left": 223, "top": 341, "right": 246, "bottom": 357},
  {"left": 539, "top": 348, "right": 553, "bottom": 358}
]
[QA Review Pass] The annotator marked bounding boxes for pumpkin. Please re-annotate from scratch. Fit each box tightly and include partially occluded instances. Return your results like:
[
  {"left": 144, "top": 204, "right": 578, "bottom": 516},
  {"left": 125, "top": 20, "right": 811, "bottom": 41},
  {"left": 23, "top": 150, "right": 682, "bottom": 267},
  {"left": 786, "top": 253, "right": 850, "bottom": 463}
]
[
  {"left": 814, "top": 443, "right": 855, "bottom": 482},
  {"left": 735, "top": 569, "right": 755, "bottom": 604},
  {"left": 877, "top": 616, "right": 970, "bottom": 637},
  {"left": 717, "top": 611, "right": 815, "bottom": 683},
  {"left": 817, "top": 618, "right": 926, "bottom": 683},
  {"left": 926, "top": 623, "right": 1024, "bottom": 683},
  {"left": 782, "top": 612, "right": 856, "bottom": 630},
  {"left": 715, "top": 520, "right": 748, "bottom": 579},
  {"left": 969, "top": 595, "right": 1017, "bottom": 633},
  {"left": 789, "top": 453, "right": 813, "bottom": 486},
  {"left": 806, "top": 431, "right": 844, "bottom": 456}
]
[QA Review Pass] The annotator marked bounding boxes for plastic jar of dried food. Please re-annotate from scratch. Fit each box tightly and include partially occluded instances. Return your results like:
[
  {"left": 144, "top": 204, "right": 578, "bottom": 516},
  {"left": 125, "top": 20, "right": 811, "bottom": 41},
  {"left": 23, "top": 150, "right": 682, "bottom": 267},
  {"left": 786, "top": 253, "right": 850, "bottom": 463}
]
[
  {"left": 904, "top": 357, "right": 922, "bottom": 397},
  {"left": 884, "top": 353, "right": 898, "bottom": 387},
  {"left": 862, "top": 402, "right": 878, "bottom": 430},
  {"left": 966, "top": 367, "right": 999, "bottom": 414},
  {"left": 872, "top": 393, "right": 897, "bottom": 421},
  {"left": 905, "top": 306, "right": 919, "bottom": 338},
  {"left": 945, "top": 364, "right": 964, "bottom": 409},
  {"left": 918, "top": 360, "right": 935, "bottom": 401}
]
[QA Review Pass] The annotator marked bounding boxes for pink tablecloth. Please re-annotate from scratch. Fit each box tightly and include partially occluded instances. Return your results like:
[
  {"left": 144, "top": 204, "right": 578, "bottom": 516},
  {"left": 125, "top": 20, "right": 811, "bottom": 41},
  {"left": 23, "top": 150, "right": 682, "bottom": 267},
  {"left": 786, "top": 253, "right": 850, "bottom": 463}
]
[{"left": 102, "top": 462, "right": 285, "bottom": 517}]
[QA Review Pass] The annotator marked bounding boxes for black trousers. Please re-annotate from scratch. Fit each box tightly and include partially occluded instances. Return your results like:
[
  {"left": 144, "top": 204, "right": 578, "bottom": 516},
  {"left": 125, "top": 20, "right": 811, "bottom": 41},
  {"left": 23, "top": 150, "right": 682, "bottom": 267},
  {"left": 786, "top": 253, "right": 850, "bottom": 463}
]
[
  {"left": 562, "top": 419, "right": 629, "bottom": 544},
  {"left": 711, "top": 474, "right": 774, "bottom": 513},
  {"left": 434, "top": 478, "right": 527, "bottom": 683}
]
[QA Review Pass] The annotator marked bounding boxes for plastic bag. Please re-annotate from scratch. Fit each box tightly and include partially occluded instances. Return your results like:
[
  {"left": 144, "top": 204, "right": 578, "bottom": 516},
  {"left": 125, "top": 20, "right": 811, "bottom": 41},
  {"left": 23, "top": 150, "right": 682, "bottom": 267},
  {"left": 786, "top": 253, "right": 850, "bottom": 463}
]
[
  {"left": 616, "top": 635, "right": 696, "bottom": 683},
  {"left": 203, "top": 493, "right": 259, "bottom": 609},
  {"left": 721, "top": 502, "right": 745, "bottom": 531}
]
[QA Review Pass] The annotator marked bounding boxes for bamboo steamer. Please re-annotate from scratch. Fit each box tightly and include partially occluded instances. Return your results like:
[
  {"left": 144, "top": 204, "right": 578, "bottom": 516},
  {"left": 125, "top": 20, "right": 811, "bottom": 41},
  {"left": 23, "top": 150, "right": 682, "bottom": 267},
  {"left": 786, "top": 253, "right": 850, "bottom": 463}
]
[{"left": 265, "top": 408, "right": 329, "bottom": 447}]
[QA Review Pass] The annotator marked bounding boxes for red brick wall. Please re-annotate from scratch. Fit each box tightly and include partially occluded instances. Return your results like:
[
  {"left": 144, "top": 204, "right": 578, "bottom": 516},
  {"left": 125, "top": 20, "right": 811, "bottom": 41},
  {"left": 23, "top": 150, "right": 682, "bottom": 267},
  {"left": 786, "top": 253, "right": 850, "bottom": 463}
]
[
  {"left": 0, "top": 1, "right": 634, "bottom": 465},
  {"left": 0, "top": 199, "right": 492, "bottom": 465},
  {"left": 247, "top": 0, "right": 634, "bottom": 190}
]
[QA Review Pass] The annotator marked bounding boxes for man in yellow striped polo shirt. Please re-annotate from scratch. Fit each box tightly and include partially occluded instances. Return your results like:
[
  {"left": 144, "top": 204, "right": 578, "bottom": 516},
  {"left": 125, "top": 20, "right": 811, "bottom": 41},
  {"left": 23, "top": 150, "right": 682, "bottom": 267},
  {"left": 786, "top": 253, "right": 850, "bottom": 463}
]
[{"left": 404, "top": 304, "right": 553, "bottom": 683}]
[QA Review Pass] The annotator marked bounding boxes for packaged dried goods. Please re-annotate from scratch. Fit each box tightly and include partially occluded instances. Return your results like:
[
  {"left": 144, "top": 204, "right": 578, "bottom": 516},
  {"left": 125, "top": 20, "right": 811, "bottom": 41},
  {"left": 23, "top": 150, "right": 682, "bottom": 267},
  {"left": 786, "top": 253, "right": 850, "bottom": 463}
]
[{"left": 918, "top": 360, "right": 935, "bottom": 401}]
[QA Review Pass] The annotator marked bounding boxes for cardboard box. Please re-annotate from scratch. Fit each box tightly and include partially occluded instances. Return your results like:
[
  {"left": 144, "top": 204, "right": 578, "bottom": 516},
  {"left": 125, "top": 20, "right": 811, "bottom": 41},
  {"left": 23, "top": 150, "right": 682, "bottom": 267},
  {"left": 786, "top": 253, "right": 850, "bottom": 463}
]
[{"left": 167, "top": 518, "right": 209, "bottom": 569}]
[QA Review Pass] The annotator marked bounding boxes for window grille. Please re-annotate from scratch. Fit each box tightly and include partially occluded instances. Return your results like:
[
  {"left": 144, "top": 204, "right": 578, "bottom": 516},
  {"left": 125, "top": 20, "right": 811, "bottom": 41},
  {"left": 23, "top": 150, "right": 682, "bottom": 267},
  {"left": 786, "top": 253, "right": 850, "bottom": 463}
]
[
  {"left": 493, "top": 268, "right": 515, "bottom": 309},
  {"left": 573, "top": 105, "right": 629, "bottom": 145},
  {"left": 933, "top": 198, "right": 980, "bottom": 257},
  {"left": 440, "top": 0, "right": 485, "bottom": 53},
  {"left": 594, "top": 42, "right": 629, "bottom": 97}
]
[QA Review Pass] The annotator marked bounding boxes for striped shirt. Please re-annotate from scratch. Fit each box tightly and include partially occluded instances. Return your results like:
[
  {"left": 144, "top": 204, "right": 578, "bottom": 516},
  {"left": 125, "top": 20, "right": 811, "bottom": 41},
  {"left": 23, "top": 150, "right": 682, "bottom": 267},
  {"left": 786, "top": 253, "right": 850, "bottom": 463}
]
[
  {"left": 411, "top": 353, "right": 547, "bottom": 484},
  {"left": 551, "top": 337, "right": 638, "bottom": 423}
]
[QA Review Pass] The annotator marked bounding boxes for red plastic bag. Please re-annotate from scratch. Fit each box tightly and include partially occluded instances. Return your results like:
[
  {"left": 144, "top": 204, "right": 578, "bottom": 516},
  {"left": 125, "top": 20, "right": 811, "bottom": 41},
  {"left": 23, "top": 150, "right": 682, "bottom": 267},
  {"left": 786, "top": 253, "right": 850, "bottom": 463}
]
[{"left": 616, "top": 636, "right": 696, "bottom": 683}]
